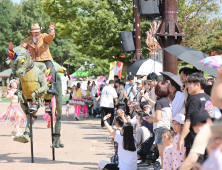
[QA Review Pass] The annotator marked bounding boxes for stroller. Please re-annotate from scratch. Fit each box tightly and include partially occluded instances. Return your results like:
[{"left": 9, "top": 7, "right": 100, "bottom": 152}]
[{"left": 137, "top": 121, "right": 161, "bottom": 170}]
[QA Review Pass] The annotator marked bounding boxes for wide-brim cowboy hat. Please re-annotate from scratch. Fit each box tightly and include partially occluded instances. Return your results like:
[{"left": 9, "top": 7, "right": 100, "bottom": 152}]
[{"left": 28, "top": 23, "right": 43, "bottom": 34}]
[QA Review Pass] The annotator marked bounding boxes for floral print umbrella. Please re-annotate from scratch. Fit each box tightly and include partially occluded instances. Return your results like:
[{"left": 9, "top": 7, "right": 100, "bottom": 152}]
[{"left": 199, "top": 55, "right": 222, "bottom": 70}]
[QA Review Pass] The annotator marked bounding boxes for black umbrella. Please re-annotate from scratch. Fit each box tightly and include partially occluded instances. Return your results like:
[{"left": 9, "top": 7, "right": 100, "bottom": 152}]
[
  {"left": 164, "top": 45, "right": 218, "bottom": 77},
  {"left": 160, "top": 72, "right": 182, "bottom": 91}
]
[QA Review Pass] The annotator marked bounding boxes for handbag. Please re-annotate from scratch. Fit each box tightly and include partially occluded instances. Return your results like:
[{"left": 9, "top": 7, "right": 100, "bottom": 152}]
[{"left": 124, "top": 85, "right": 134, "bottom": 104}]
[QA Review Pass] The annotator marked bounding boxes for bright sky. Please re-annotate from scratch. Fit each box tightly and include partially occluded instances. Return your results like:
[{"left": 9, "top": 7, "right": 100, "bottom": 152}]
[{"left": 12, "top": 0, "right": 21, "bottom": 4}]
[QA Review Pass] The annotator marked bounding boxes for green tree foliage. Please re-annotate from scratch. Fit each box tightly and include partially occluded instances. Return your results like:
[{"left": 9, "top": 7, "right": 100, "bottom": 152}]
[
  {"left": 42, "top": 0, "right": 151, "bottom": 65},
  {"left": 42, "top": 0, "right": 222, "bottom": 67},
  {"left": 0, "top": 0, "right": 13, "bottom": 71},
  {"left": 178, "top": 0, "right": 221, "bottom": 51}
]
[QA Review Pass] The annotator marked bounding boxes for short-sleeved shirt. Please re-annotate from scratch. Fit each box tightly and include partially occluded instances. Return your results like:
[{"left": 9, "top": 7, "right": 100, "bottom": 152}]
[
  {"left": 153, "top": 97, "right": 172, "bottom": 130},
  {"left": 125, "top": 83, "right": 137, "bottom": 102},
  {"left": 136, "top": 126, "right": 151, "bottom": 144},
  {"left": 100, "top": 86, "right": 118, "bottom": 108},
  {"left": 190, "top": 124, "right": 212, "bottom": 155},
  {"left": 163, "top": 145, "right": 173, "bottom": 170},
  {"left": 184, "top": 93, "right": 210, "bottom": 149},
  {"left": 114, "top": 133, "right": 137, "bottom": 170},
  {"left": 172, "top": 134, "right": 186, "bottom": 170}
]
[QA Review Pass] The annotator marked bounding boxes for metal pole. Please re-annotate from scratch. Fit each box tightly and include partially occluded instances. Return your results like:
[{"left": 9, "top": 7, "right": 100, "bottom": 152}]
[
  {"left": 30, "top": 112, "right": 34, "bottom": 163},
  {"left": 132, "top": 0, "right": 143, "bottom": 62},
  {"left": 155, "top": 0, "right": 185, "bottom": 75},
  {"left": 50, "top": 107, "right": 55, "bottom": 160}
]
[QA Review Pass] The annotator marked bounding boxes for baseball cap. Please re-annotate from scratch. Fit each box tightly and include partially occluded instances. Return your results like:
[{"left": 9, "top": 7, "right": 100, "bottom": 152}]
[
  {"left": 136, "top": 79, "right": 142, "bottom": 84},
  {"left": 102, "top": 82, "right": 107, "bottom": 86},
  {"left": 190, "top": 108, "right": 210, "bottom": 127},
  {"left": 171, "top": 113, "right": 185, "bottom": 125}
]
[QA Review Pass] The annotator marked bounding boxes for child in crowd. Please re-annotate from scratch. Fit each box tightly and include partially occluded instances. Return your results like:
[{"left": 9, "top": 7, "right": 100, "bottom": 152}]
[
  {"left": 201, "top": 118, "right": 222, "bottom": 170},
  {"left": 162, "top": 130, "right": 175, "bottom": 170},
  {"left": 171, "top": 113, "right": 186, "bottom": 170},
  {"left": 66, "top": 101, "right": 70, "bottom": 117}
]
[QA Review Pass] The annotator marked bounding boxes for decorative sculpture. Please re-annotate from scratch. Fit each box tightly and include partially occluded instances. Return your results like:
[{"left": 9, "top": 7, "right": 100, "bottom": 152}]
[{"left": 146, "top": 21, "right": 162, "bottom": 57}]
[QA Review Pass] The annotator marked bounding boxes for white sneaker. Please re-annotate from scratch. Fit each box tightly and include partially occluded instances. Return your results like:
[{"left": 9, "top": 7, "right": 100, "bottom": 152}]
[{"left": 95, "top": 114, "right": 99, "bottom": 118}]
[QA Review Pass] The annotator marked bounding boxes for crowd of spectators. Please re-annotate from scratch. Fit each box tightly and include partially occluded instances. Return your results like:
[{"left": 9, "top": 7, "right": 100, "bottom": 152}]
[{"left": 96, "top": 67, "right": 222, "bottom": 170}]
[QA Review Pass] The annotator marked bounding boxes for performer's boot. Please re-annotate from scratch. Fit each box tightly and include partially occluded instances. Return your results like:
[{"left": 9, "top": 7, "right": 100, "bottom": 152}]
[
  {"left": 30, "top": 103, "right": 38, "bottom": 114},
  {"left": 47, "top": 82, "right": 57, "bottom": 95},
  {"left": 45, "top": 102, "right": 52, "bottom": 113}
]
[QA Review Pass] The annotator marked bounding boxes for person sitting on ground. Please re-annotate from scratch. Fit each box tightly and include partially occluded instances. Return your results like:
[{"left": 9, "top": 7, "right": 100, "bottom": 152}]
[
  {"left": 99, "top": 114, "right": 137, "bottom": 170},
  {"left": 136, "top": 112, "right": 151, "bottom": 158}
]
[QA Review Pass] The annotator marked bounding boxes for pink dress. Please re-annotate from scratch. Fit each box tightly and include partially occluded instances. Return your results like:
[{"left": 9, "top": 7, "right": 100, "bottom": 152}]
[
  {"left": 172, "top": 134, "right": 186, "bottom": 170},
  {"left": 163, "top": 145, "right": 173, "bottom": 170},
  {"left": 0, "top": 89, "right": 27, "bottom": 125}
]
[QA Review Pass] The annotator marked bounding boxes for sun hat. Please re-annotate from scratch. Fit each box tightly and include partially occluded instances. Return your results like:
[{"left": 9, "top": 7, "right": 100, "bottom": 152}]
[
  {"left": 190, "top": 108, "right": 210, "bottom": 127},
  {"left": 28, "top": 23, "right": 42, "bottom": 34},
  {"left": 171, "top": 113, "right": 185, "bottom": 124},
  {"left": 136, "top": 79, "right": 142, "bottom": 84}
]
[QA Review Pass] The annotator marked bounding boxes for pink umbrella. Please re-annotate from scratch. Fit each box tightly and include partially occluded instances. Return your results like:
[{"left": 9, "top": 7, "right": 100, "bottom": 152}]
[{"left": 199, "top": 55, "right": 222, "bottom": 70}]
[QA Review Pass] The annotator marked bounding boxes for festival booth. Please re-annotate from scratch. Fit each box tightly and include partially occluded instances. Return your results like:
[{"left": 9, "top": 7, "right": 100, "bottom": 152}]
[{"left": 69, "top": 71, "right": 95, "bottom": 90}]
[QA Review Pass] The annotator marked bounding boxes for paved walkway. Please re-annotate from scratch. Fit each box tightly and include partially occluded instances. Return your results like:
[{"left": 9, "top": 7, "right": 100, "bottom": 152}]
[
  {"left": 0, "top": 103, "right": 157, "bottom": 170},
  {"left": 0, "top": 104, "right": 115, "bottom": 170}
]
